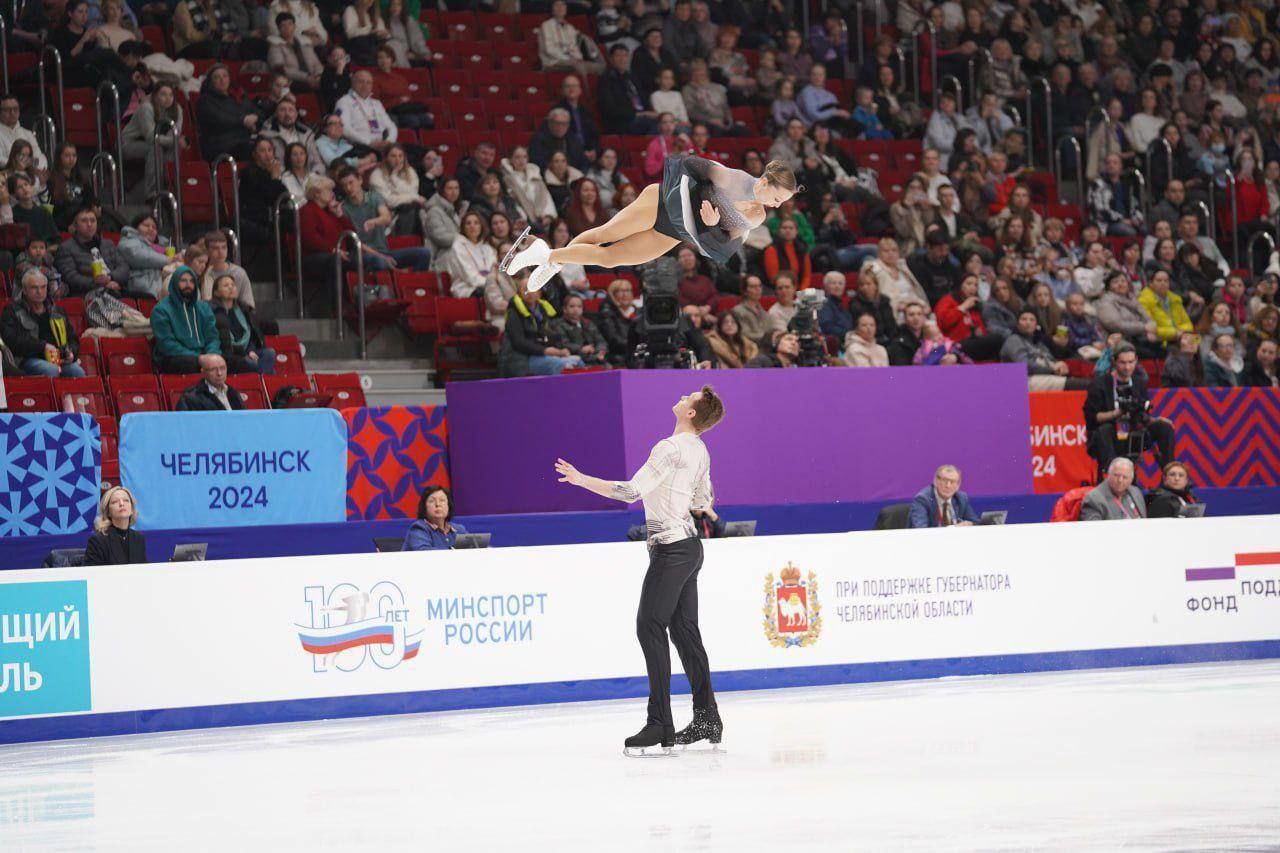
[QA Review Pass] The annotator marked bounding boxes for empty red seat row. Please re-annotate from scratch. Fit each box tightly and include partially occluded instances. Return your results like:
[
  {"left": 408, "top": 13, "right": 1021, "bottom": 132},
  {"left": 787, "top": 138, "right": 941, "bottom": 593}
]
[{"left": 72, "top": 334, "right": 305, "bottom": 379}]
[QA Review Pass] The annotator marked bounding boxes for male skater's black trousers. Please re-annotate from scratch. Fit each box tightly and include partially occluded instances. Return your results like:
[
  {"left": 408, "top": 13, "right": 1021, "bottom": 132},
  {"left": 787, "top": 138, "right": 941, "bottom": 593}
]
[{"left": 636, "top": 537, "right": 717, "bottom": 728}]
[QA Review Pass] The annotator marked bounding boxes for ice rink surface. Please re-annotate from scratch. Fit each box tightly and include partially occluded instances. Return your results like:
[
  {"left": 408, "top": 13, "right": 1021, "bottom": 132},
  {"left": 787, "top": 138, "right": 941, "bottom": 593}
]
[{"left": 3, "top": 660, "right": 1279, "bottom": 852}]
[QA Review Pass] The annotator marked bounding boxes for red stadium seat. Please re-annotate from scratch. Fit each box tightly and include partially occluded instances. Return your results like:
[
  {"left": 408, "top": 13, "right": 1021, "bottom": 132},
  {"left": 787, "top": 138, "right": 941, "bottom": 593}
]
[
  {"left": 312, "top": 373, "right": 368, "bottom": 409},
  {"left": 263, "top": 374, "right": 313, "bottom": 404},
  {"left": 97, "top": 415, "right": 120, "bottom": 484},
  {"left": 168, "top": 161, "right": 217, "bottom": 225},
  {"left": 227, "top": 374, "right": 269, "bottom": 409},
  {"left": 161, "top": 374, "right": 196, "bottom": 410},
  {"left": 433, "top": 297, "right": 499, "bottom": 385},
  {"left": 399, "top": 271, "right": 448, "bottom": 335},
  {"left": 264, "top": 335, "right": 306, "bottom": 374},
  {"left": 99, "top": 337, "right": 154, "bottom": 375},
  {"left": 59, "top": 88, "right": 98, "bottom": 147},
  {"left": 109, "top": 375, "right": 164, "bottom": 415},
  {"left": 435, "top": 68, "right": 476, "bottom": 97},
  {"left": 54, "top": 377, "right": 109, "bottom": 417},
  {"left": 77, "top": 333, "right": 100, "bottom": 377},
  {"left": 3, "top": 377, "right": 57, "bottom": 412}
]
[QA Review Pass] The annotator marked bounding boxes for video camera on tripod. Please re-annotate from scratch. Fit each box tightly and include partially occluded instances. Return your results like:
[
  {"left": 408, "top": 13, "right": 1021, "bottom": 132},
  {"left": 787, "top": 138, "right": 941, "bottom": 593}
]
[
  {"left": 1114, "top": 380, "right": 1150, "bottom": 443},
  {"left": 787, "top": 288, "right": 828, "bottom": 368},
  {"left": 630, "top": 257, "right": 696, "bottom": 370}
]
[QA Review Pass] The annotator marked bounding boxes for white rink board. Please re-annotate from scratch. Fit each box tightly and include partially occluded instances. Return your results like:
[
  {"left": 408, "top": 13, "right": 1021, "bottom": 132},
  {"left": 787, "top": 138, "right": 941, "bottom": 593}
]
[{"left": 2, "top": 515, "right": 1279, "bottom": 741}]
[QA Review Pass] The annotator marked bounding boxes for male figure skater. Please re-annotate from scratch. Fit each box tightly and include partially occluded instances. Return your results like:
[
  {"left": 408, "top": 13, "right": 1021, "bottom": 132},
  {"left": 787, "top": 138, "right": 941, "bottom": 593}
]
[{"left": 554, "top": 386, "right": 726, "bottom": 754}]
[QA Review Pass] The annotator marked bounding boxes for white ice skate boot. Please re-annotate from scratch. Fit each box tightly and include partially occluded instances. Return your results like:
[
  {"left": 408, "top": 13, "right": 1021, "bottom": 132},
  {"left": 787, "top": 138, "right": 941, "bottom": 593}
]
[
  {"left": 503, "top": 235, "right": 550, "bottom": 275},
  {"left": 528, "top": 259, "right": 564, "bottom": 292}
]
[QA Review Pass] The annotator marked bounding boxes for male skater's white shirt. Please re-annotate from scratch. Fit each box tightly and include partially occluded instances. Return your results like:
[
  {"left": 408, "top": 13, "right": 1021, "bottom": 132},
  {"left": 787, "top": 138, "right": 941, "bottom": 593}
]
[{"left": 610, "top": 432, "right": 713, "bottom": 544}]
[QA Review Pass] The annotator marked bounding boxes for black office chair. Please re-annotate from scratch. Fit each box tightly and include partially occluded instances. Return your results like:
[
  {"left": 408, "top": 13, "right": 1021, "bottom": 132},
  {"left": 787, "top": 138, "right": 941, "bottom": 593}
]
[
  {"left": 372, "top": 537, "right": 407, "bottom": 553},
  {"left": 43, "top": 548, "right": 87, "bottom": 567},
  {"left": 874, "top": 502, "right": 913, "bottom": 530}
]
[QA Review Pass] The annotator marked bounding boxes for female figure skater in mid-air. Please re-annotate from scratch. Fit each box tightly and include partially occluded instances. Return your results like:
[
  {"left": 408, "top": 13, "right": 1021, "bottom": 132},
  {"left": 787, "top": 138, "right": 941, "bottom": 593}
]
[{"left": 503, "top": 154, "right": 800, "bottom": 290}]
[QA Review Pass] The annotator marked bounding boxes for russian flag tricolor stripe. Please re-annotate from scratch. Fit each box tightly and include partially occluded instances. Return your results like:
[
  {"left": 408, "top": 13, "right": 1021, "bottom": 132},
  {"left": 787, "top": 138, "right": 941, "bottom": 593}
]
[
  {"left": 1185, "top": 567, "right": 1235, "bottom": 582},
  {"left": 1236, "top": 552, "right": 1280, "bottom": 567}
]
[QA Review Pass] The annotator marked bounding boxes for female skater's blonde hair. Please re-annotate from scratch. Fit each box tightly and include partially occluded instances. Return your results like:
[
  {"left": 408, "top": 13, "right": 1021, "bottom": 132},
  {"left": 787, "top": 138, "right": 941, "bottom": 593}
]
[{"left": 762, "top": 159, "right": 799, "bottom": 192}]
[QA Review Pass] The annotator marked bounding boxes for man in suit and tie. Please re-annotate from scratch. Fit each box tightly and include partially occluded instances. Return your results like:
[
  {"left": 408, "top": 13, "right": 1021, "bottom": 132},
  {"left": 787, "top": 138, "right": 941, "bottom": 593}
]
[
  {"left": 908, "top": 465, "right": 981, "bottom": 528},
  {"left": 1079, "top": 457, "right": 1148, "bottom": 521}
]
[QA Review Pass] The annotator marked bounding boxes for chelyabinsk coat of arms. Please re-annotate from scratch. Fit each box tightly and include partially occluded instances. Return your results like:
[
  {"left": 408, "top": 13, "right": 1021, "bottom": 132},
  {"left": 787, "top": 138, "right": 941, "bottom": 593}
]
[{"left": 763, "top": 563, "right": 821, "bottom": 648}]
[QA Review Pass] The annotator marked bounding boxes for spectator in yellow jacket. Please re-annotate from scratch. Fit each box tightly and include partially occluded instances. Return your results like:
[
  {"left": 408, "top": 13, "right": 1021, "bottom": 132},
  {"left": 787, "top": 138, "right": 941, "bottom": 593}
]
[{"left": 1138, "top": 270, "right": 1193, "bottom": 344}]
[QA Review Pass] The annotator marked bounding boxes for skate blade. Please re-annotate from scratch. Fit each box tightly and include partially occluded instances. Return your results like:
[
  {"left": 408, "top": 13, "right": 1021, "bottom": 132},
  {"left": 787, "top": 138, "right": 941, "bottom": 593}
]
[
  {"left": 622, "top": 746, "right": 677, "bottom": 758},
  {"left": 499, "top": 225, "right": 533, "bottom": 274},
  {"left": 678, "top": 743, "right": 727, "bottom": 754}
]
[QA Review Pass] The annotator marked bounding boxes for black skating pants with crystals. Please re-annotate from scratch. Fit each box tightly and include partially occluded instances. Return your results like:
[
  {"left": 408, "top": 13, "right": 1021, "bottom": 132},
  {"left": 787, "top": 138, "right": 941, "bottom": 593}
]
[{"left": 636, "top": 537, "right": 717, "bottom": 727}]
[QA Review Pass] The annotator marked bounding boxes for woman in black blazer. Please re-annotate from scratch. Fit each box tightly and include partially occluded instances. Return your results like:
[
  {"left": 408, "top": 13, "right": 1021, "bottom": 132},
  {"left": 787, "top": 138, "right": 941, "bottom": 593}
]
[{"left": 84, "top": 486, "right": 149, "bottom": 566}]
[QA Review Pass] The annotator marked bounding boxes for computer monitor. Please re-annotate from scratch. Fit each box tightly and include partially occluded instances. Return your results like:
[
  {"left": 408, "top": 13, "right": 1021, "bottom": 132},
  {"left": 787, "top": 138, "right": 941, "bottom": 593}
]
[
  {"left": 1179, "top": 504, "right": 1207, "bottom": 518},
  {"left": 170, "top": 543, "right": 208, "bottom": 562},
  {"left": 453, "top": 533, "right": 491, "bottom": 549},
  {"left": 285, "top": 391, "right": 334, "bottom": 409},
  {"left": 373, "top": 537, "right": 406, "bottom": 553},
  {"left": 978, "top": 511, "right": 1008, "bottom": 526},
  {"left": 723, "top": 521, "right": 757, "bottom": 537}
]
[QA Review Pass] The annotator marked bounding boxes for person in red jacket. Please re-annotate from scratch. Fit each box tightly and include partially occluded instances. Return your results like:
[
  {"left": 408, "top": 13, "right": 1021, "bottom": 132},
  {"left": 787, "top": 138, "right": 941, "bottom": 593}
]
[
  {"left": 1229, "top": 152, "right": 1274, "bottom": 273},
  {"left": 763, "top": 217, "right": 812, "bottom": 287},
  {"left": 934, "top": 274, "right": 1003, "bottom": 361},
  {"left": 676, "top": 243, "right": 718, "bottom": 328},
  {"left": 300, "top": 175, "right": 356, "bottom": 311}
]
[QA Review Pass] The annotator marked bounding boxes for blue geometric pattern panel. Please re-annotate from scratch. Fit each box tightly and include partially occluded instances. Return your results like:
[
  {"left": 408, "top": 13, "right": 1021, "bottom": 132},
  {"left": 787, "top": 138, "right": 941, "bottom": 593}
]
[{"left": 0, "top": 414, "right": 101, "bottom": 537}]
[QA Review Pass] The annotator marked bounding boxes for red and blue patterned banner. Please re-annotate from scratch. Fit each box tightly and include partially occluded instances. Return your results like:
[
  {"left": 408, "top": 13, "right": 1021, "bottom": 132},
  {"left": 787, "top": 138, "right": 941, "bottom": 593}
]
[
  {"left": 0, "top": 414, "right": 101, "bottom": 537},
  {"left": 345, "top": 406, "right": 450, "bottom": 520},
  {"left": 1141, "top": 388, "right": 1280, "bottom": 489}
]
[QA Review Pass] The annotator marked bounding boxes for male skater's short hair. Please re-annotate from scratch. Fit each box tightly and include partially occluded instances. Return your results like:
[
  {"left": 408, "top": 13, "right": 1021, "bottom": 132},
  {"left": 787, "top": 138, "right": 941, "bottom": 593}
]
[{"left": 691, "top": 385, "right": 725, "bottom": 434}]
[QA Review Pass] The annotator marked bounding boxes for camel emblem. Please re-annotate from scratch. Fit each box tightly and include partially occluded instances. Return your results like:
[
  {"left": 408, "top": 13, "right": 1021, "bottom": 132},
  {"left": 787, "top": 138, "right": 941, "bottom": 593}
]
[{"left": 763, "top": 563, "right": 822, "bottom": 648}]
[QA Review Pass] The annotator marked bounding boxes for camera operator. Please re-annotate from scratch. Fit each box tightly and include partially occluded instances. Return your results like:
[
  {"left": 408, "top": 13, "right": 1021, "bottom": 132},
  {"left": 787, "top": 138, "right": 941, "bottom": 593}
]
[
  {"left": 748, "top": 330, "right": 803, "bottom": 368},
  {"left": 786, "top": 286, "right": 830, "bottom": 366},
  {"left": 629, "top": 302, "right": 713, "bottom": 369},
  {"left": 1083, "top": 342, "right": 1175, "bottom": 478}
]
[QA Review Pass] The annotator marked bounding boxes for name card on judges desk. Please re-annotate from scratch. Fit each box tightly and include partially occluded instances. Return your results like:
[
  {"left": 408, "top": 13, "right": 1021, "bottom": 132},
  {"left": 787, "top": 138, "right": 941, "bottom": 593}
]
[{"left": 120, "top": 410, "right": 348, "bottom": 529}]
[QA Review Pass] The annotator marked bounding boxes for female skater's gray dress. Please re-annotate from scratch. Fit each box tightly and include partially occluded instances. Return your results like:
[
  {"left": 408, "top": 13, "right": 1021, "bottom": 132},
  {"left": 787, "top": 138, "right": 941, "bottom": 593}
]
[{"left": 654, "top": 154, "right": 759, "bottom": 265}]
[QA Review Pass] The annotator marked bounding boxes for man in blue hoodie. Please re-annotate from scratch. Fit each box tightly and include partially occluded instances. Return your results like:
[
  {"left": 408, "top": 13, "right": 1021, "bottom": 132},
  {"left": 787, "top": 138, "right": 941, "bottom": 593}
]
[{"left": 149, "top": 266, "right": 225, "bottom": 375}]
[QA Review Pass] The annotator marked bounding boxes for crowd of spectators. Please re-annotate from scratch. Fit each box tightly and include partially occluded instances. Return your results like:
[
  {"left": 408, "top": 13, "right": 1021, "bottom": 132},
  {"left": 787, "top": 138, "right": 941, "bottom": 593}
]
[{"left": 0, "top": 0, "right": 1279, "bottom": 388}]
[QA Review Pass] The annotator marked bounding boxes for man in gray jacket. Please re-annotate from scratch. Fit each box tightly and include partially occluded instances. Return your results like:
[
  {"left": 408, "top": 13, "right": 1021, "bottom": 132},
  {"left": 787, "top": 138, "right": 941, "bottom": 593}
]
[
  {"left": 1079, "top": 458, "right": 1148, "bottom": 521},
  {"left": 1000, "top": 309, "right": 1090, "bottom": 391},
  {"left": 55, "top": 208, "right": 132, "bottom": 297}
]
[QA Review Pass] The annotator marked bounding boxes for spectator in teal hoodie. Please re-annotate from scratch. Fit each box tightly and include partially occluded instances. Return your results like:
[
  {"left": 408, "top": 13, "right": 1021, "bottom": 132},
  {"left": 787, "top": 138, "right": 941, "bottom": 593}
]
[{"left": 150, "top": 266, "right": 223, "bottom": 375}]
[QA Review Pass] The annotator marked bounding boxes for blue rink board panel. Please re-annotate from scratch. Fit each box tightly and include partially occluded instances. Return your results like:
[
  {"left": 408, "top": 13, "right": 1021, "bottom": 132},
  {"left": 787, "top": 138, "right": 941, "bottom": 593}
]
[
  {"left": 3, "top": 639, "right": 1279, "bottom": 745},
  {"left": 5, "top": 487, "right": 1280, "bottom": 570}
]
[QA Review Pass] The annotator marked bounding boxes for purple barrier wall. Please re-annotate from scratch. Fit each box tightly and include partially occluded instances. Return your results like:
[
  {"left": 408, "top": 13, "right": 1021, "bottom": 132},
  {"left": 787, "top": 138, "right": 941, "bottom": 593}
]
[{"left": 447, "top": 367, "right": 1034, "bottom": 515}]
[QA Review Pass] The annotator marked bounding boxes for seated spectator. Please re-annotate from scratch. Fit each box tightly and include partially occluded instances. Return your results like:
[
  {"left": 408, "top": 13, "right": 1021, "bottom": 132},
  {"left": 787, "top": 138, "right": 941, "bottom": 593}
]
[
  {"left": 599, "top": 44, "right": 660, "bottom": 136},
  {"left": 1146, "top": 461, "right": 1200, "bottom": 519},
  {"left": 767, "top": 118, "right": 816, "bottom": 173},
  {"left": 210, "top": 274, "right": 275, "bottom": 374},
  {"left": 56, "top": 208, "right": 131, "bottom": 297},
  {"left": 239, "top": 138, "right": 291, "bottom": 251},
  {"left": 1172, "top": 242, "right": 1214, "bottom": 322},
  {"left": 557, "top": 75, "right": 600, "bottom": 160},
  {"left": 335, "top": 70, "right": 397, "bottom": 156},
  {"left": 908, "top": 465, "right": 979, "bottom": 528},
  {"left": 913, "top": 320, "right": 974, "bottom": 366},
  {"left": 841, "top": 313, "right": 888, "bottom": 367},
  {"left": 423, "top": 177, "right": 462, "bottom": 268},
  {"left": 85, "top": 274, "right": 150, "bottom": 338},
  {"left": 446, "top": 212, "right": 496, "bottom": 298},
  {"left": 1084, "top": 342, "right": 1175, "bottom": 474},
  {"left": 176, "top": 353, "right": 245, "bottom": 410},
  {"left": 316, "top": 114, "right": 365, "bottom": 171},
  {"left": 1221, "top": 275, "right": 1251, "bottom": 326},
  {"left": 852, "top": 86, "right": 892, "bottom": 139},
  {"left": 403, "top": 486, "right": 467, "bottom": 551},
  {"left": 8, "top": 174, "right": 58, "bottom": 244},
  {"left": 1245, "top": 338, "right": 1279, "bottom": 387},
  {"left": 766, "top": 273, "right": 798, "bottom": 335},
  {"left": 797, "top": 63, "right": 858, "bottom": 137},
  {"left": 1249, "top": 276, "right": 1277, "bottom": 318},
  {"left": 84, "top": 486, "right": 148, "bottom": 566},
  {"left": 499, "top": 280, "right": 585, "bottom": 377},
  {"left": 543, "top": 217, "right": 591, "bottom": 299},
  {"left": 564, "top": 178, "right": 607, "bottom": 237},
  {"left": 44, "top": 142, "right": 95, "bottom": 232},
  {"left": 682, "top": 58, "right": 741, "bottom": 136},
  {"left": 502, "top": 146, "right": 558, "bottom": 231},
  {"left": 537, "top": 0, "right": 605, "bottom": 77},
  {"left": 260, "top": 97, "right": 318, "bottom": 166},
  {"left": 1163, "top": 330, "right": 1205, "bottom": 387},
  {"left": 642, "top": 113, "right": 686, "bottom": 181},
  {"left": 1079, "top": 458, "right": 1147, "bottom": 521},
  {"left": 120, "top": 84, "right": 187, "bottom": 204},
  {"left": 887, "top": 299, "right": 928, "bottom": 365},
  {"left": 320, "top": 46, "right": 353, "bottom": 114},
  {"left": 1176, "top": 213, "right": 1230, "bottom": 282},
  {"left": 370, "top": 46, "right": 432, "bottom": 128},
  {"left": 1063, "top": 291, "right": 1106, "bottom": 359},
  {"left": 909, "top": 230, "right": 962, "bottom": 306},
  {"left": 1139, "top": 270, "right": 1194, "bottom": 346},
  {"left": 0, "top": 270, "right": 85, "bottom": 377},
  {"left": 983, "top": 277, "right": 1022, "bottom": 341},
  {"left": 817, "top": 271, "right": 852, "bottom": 340},
  {"left": 777, "top": 27, "right": 812, "bottom": 81},
  {"left": 337, "top": 168, "right": 431, "bottom": 275},
  {"left": 1088, "top": 154, "right": 1143, "bottom": 236},
  {"left": 890, "top": 175, "right": 936, "bottom": 256},
  {"left": 1196, "top": 300, "right": 1243, "bottom": 359},
  {"left": 268, "top": 12, "right": 323, "bottom": 91},
  {"left": 726, "top": 274, "right": 766, "bottom": 343},
  {"left": 848, "top": 272, "right": 897, "bottom": 345},
  {"left": 923, "top": 91, "right": 970, "bottom": 157},
  {"left": 49, "top": 0, "right": 135, "bottom": 91},
  {"left": 585, "top": 148, "right": 629, "bottom": 213},
  {"left": 385, "top": 0, "right": 430, "bottom": 66},
  {"left": 368, "top": 145, "right": 426, "bottom": 236},
  {"left": 763, "top": 218, "right": 813, "bottom": 287},
  {"left": 115, "top": 213, "right": 174, "bottom": 302},
  {"left": 196, "top": 229, "right": 255, "bottom": 308},
  {"left": 990, "top": 184, "right": 1043, "bottom": 244},
  {"left": 152, "top": 266, "right": 227, "bottom": 374},
  {"left": 1204, "top": 332, "right": 1244, "bottom": 387},
  {"left": 1001, "top": 309, "right": 1090, "bottom": 391},
  {"left": 342, "top": 0, "right": 391, "bottom": 65},
  {"left": 1097, "top": 272, "right": 1161, "bottom": 354},
  {"left": 0, "top": 94, "right": 47, "bottom": 170},
  {"left": 710, "top": 26, "right": 755, "bottom": 100},
  {"left": 935, "top": 274, "right": 1001, "bottom": 361},
  {"left": 268, "top": 0, "right": 327, "bottom": 46},
  {"left": 705, "top": 311, "right": 757, "bottom": 368},
  {"left": 675, "top": 245, "right": 717, "bottom": 324},
  {"left": 544, "top": 151, "right": 585, "bottom": 214},
  {"left": 196, "top": 65, "right": 261, "bottom": 162},
  {"left": 862, "top": 239, "right": 929, "bottom": 316},
  {"left": 14, "top": 237, "right": 63, "bottom": 300},
  {"left": 598, "top": 278, "right": 639, "bottom": 366},
  {"left": 530, "top": 108, "right": 589, "bottom": 172},
  {"left": 747, "top": 329, "right": 802, "bottom": 367},
  {"left": 548, "top": 293, "right": 608, "bottom": 366}
]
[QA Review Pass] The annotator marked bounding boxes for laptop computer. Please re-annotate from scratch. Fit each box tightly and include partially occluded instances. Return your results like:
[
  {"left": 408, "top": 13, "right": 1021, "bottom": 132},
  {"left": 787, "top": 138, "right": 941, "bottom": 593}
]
[
  {"left": 724, "top": 521, "right": 757, "bottom": 537},
  {"left": 170, "top": 543, "right": 208, "bottom": 562},
  {"left": 1178, "top": 503, "right": 1207, "bottom": 518},
  {"left": 978, "top": 511, "right": 1008, "bottom": 526},
  {"left": 285, "top": 391, "right": 334, "bottom": 409},
  {"left": 453, "top": 533, "right": 491, "bottom": 549},
  {"left": 373, "top": 537, "right": 406, "bottom": 553}
]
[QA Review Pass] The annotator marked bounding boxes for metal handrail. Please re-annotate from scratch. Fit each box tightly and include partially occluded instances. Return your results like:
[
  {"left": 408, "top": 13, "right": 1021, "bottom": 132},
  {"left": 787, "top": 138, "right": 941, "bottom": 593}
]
[
  {"left": 1006, "top": 104, "right": 1022, "bottom": 127},
  {"left": 334, "top": 230, "right": 367, "bottom": 360},
  {"left": 912, "top": 21, "right": 938, "bottom": 110},
  {"left": 1191, "top": 200, "right": 1212, "bottom": 242},
  {"left": 1246, "top": 230, "right": 1275, "bottom": 278},
  {"left": 1145, "top": 137, "right": 1173, "bottom": 199},
  {"left": 940, "top": 74, "right": 963, "bottom": 113},
  {"left": 224, "top": 228, "right": 241, "bottom": 267},
  {"left": 1220, "top": 169, "right": 1239, "bottom": 268},
  {"left": 153, "top": 190, "right": 182, "bottom": 247},
  {"left": 892, "top": 45, "right": 907, "bottom": 101},
  {"left": 272, "top": 192, "right": 303, "bottom": 312},
  {"left": 969, "top": 48, "right": 992, "bottom": 101},
  {"left": 855, "top": 2, "right": 883, "bottom": 69},
  {"left": 88, "top": 152, "right": 120, "bottom": 208},
  {"left": 211, "top": 154, "right": 241, "bottom": 246},
  {"left": 1124, "top": 168, "right": 1148, "bottom": 224},
  {"left": 37, "top": 46, "right": 64, "bottom": 146},
  {"left": 33, "top": 115, "right": 56, "bottom": 164},
  {"left": 153, "top": 121, "right": 182, "bottom": 216},
  {"left": 1026, "top": 77, "right": 1049, "bottom": 171},
  {"left": 94, "top": 81, "right": 124, "bottom": 205},
  {"left": 840, "top": 16, "right": 853, "bottom": 82},
  {"left": 1056, "top": 136, "right": 1085, "bottom": 224},
  {"left": 1085, "top": 105, "right": 1111, "bottom": 179},
  {"left": 0, "top": 16, "right": 9, "bottom": 95}
]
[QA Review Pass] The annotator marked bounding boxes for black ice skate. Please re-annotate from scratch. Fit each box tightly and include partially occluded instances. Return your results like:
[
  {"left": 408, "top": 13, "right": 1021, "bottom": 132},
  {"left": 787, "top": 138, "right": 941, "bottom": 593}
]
[
  {"left": 674, "top": 708, "right": 724, "bottom": 752},
  {"left": 622, "top": 723, "right": 676, "bottom": 757}
]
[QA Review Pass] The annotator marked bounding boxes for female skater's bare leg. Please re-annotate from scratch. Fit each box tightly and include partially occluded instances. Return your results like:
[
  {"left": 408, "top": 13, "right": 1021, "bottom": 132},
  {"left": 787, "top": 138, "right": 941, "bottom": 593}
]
[
  {"left": 550, "top": 230, "right": 680, "bottom": 267},
  {"left": 567, "top": 183, "right": 662, "bottom": 246}
]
